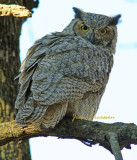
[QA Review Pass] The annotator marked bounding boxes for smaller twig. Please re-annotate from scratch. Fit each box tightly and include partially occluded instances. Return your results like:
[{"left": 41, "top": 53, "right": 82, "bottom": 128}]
[
  {"left": 108, "top": 132, "right": 123, "bottom": 160},
  {"left": 78, "top": 138, "right": 96, "bottom": 147},
  {"left": 0, "top": 4, "right": 32, "bottom": 17}
]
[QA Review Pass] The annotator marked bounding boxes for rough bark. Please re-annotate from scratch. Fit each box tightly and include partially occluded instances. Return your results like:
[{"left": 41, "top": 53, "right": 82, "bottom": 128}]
[
  {"left": 0, "top": 117, "right": 137, "bottom": 160},
  {"left": 0, "top": 4, "right": 32, "bottom": 17},
  {"left": 0, "top": 0, "right": 39, "bottom": 159}
]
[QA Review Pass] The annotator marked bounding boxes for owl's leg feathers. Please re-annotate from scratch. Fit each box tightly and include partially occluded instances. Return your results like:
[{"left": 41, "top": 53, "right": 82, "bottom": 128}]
[
  {"left": 42, "top": 102, "right": 68, "bottom": 129},
  {"left": 15, "top": 97, "right": 47, "bottom": 127}
]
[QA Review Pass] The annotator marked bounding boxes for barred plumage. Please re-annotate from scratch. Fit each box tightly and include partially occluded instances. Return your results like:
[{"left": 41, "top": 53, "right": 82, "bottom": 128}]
[{"left": 15, "top": 7, "right": 121, "bottom": 128}]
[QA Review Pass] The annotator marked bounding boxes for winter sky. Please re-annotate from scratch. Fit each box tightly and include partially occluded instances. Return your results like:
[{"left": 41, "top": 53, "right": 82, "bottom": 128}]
[{"left": 20, "top": 0, "right": 137, "bottom": 159}]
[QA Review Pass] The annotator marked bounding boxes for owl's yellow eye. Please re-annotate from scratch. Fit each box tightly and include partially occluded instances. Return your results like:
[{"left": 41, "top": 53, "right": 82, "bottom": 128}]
[
  {"left": 81, "top": 24, "right": 89, "bottom": 32},
  {"left": 99, "top": 28, "right": 107, "bottom": 35}
]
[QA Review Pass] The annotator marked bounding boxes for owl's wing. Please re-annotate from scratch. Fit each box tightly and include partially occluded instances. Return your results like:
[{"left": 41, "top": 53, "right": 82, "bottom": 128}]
[
  {"left": 15, "top": 32, "right": 112, "bottom": 125},
  {"left": 30, "top": 34, "right": 112, "bottom": 105},
  {"left": 15, "top": 33, "right": 65, "bottom": 108}
]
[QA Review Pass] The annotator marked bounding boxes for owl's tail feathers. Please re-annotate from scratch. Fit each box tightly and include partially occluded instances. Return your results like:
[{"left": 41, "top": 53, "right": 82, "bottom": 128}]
[
  {"left": 15, "top": 97, "right": 47, "bottom": 127},
  {"left": 42, "top": 102, "right": 68, "bottom": 129}
]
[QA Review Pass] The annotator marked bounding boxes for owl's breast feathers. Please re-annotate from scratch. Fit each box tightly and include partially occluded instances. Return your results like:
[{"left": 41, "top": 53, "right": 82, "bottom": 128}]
[{"left": 15, "top": 32, "right": 113, "bottom": 110}]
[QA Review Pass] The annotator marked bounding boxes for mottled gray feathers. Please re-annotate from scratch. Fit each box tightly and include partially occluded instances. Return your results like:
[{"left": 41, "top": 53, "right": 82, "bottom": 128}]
[{"left": 15, "top": 7, "right": 120, "bottom": 128}]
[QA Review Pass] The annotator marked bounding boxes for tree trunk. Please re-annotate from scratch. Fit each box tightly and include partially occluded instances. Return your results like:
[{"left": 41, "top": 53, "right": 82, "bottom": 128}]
[{"left": 0, "top": 0, "right": 39, "bottom": 159}]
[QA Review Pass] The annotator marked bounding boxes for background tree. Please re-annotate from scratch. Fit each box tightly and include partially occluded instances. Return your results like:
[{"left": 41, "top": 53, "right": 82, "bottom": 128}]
[{"left": 0, "top": 1, "right": 38, "bottom": 159}]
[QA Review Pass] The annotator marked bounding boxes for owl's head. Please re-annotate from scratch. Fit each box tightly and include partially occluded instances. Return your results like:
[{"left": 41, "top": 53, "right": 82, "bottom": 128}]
[{"left": 63, "top": 7, "right": 121, "bottom": 52}]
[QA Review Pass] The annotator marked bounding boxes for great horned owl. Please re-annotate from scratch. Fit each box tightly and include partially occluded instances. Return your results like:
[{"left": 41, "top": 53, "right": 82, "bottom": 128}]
[{"left": 15, "top": 7, "right": 121, "bottom": 128}]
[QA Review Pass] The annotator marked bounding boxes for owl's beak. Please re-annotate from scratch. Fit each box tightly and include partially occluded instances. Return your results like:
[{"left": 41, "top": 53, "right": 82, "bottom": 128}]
[{"left": 89, "top": 33, "right": 95, "bottom": 43}]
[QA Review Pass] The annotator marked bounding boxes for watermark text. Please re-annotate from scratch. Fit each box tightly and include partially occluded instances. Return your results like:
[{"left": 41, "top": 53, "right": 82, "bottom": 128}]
[{"left": 72, "top": 113, "right": 115, "bottom": 122}]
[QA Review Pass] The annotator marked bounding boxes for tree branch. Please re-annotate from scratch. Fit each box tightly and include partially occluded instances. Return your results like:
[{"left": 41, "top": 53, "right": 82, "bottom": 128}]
[
  {"left": 108, "top": 132, "right": 123, "bottom": 160},
  {"left": 0, "top": 117, "right": 137, "bottom": 158},
  {"left": 0, "top": 4, "right": 32, "bottom": 17}
]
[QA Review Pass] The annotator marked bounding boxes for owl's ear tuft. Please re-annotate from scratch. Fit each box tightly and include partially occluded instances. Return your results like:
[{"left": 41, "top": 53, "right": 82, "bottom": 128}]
[
  {"left": 109, "top": 14, "right": 121, "bottom": 25},
  {"left": 73, "top": 7, "right": 87, "bottom": 19}
]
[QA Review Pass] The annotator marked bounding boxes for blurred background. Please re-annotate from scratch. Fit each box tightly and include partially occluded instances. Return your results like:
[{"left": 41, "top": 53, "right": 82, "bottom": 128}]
[{"left": 20, "top": 0, "right": 137, "bottom": 159}]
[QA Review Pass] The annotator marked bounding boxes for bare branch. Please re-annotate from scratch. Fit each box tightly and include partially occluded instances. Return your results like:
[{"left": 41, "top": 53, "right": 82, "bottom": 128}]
[
  {"left": 108, "top": 132, "right": 123, "bottom": 160},
  {"left": 0, "top": 4, "right": 32, "bottom": 17},
  {"left": 0, "top": 117, "right": 137, "bottom": 157}
]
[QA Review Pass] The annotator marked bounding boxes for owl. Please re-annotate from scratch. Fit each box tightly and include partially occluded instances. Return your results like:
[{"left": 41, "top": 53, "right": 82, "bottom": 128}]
[{"left": 15, "top": 7, "right": 121, "bottom": 128}]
